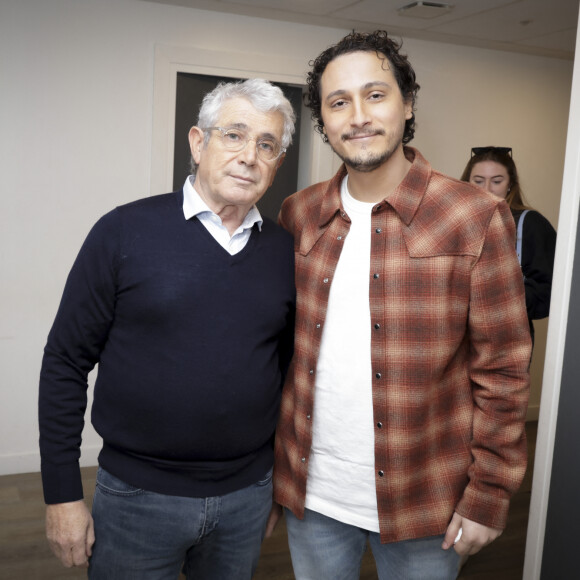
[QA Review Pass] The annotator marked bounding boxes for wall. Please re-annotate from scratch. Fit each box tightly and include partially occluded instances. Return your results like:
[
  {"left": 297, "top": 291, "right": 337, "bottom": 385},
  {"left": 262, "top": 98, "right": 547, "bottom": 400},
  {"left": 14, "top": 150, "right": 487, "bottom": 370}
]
[
  {"left": 0, "top": 0, "right": 573, "bottom": 475},
  {"left": 524, "top": 17, "right": 580, "bottom": 576}
]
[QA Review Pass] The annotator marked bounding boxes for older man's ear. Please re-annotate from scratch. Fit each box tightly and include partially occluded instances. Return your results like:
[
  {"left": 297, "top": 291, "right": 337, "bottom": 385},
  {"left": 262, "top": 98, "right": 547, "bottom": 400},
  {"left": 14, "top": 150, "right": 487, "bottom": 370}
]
[{"left": 188, "top": 126, "right": 204, "bottom": 164}]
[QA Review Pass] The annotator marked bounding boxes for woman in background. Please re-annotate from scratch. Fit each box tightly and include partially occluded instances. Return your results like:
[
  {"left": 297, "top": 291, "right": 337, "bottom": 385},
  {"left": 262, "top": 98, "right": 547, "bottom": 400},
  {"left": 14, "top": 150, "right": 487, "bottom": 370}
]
[{"left": 461, "top": 146, "right": 557, "bottom": 344}]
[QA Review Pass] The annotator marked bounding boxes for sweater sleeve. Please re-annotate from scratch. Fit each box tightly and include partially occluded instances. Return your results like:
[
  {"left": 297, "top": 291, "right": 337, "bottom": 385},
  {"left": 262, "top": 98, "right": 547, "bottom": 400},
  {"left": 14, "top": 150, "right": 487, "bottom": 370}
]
[
  {"left": 456, "top": 203, "right": 531, "bottom": 530},
  {"left": 521, "top": 211, "right": 557, "bottom": 320},
  {"left": 39, "top": 210, "right": 120, "bottom": 504}
]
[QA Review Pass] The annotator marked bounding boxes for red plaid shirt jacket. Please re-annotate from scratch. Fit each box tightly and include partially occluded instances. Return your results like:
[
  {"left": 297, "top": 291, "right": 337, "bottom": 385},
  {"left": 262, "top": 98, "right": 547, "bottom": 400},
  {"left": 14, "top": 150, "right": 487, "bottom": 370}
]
[{"left": 273, "top": 147, "right": 531, "bottom": 544}]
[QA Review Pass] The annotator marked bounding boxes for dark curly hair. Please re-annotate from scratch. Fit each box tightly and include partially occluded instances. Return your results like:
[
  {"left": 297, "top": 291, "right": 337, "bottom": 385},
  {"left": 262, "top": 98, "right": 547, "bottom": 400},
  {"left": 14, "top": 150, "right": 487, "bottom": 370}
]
[{"left": 306, "top": 30, "right": 420, "bottom": 144}]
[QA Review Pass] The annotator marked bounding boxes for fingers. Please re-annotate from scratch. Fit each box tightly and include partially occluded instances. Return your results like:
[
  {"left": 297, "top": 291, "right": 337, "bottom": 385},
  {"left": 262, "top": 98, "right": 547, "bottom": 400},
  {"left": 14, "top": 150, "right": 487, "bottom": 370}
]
[
  {"left": 71, "top": 543, "right": 91, "bottom": 568},
  {"left": 86, "top": 520, "right": 95, "bottom": 558},
  {"left": 449, "top": 515, "right": 503, "bottom": 556},
  {"left": 264, "top": 502, "right": 283, "bottom": 538},
  {"left": 442, "top": 512, "right": 462, "bottom": 550},
  {"left": 46, "top": 501, "right": 93, "bottom": 568},
  {"left": 48, "top": 534, "right": 91, "bottom": 568}
]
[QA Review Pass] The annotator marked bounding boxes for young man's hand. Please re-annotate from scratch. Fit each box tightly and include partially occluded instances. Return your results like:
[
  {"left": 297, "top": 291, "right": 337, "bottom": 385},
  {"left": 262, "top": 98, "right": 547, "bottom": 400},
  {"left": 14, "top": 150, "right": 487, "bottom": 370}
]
[{"left": 442, "top": 512, "right": 502, "bottom": 555}]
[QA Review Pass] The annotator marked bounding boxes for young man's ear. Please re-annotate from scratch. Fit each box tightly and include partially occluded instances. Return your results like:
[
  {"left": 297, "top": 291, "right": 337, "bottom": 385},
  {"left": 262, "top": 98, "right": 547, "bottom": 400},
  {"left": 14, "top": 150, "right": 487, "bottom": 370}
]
[{"left": 188, "top": 126, "right": 204, "bottom": 164}]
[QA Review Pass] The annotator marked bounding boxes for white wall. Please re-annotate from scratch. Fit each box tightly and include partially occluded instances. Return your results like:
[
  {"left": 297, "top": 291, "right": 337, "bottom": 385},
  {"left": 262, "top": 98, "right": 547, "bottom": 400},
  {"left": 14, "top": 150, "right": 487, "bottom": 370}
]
[{"left": 0, "top": 0, "right": 573, "bottom": 475}]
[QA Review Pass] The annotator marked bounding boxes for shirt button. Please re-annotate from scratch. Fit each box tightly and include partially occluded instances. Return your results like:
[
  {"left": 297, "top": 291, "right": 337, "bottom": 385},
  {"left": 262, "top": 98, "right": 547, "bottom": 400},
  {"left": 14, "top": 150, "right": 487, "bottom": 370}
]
[
  {"left": 375, "top": 372, "right": 382, "bottom": 379},
  {"left": 307, "top": 414, "right": 311, "bottom": 420},
  {"left": 323, "top": 278, "right": 329, "bottom": 283},
  {"left": 375, "top": 228, "right": 382, "bottom": 234},
  {"left": 378, "top": 470, "right": 384, "bottom": 477},
  {"left": 374, "top": 323, "right": 380, "bottom": 330},
  {"left": 373, "top": 273, "right": 379, "bottom": 279},
  {"left": 377, "top": 422, "right": 383, "bottom": 428},
  {"left": 337, "top": 235, "right": 343, "bottom": 240},
  {"left": 316, "top": 323, "right": 321, "bottom": 329},
  {"left": 309, "top": 369, "right": 314, "bottom": 375},
  {"left": 301, "top": 457, "right": 306, "bottom": 463}
]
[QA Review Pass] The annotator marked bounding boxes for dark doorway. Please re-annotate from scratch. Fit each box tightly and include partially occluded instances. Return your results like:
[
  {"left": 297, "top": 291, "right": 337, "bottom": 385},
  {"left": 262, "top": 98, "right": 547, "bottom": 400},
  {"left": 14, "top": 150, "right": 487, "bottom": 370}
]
[{"left": 173, "top": 72, "right": 303, "bottom": 222}]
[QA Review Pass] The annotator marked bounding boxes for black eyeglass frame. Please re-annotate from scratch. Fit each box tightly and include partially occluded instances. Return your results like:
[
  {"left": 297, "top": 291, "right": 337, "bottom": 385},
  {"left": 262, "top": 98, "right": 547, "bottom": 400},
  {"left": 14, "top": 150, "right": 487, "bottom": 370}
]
[{"left": 471, "top": 146, "right": 512, "bottom": 158}]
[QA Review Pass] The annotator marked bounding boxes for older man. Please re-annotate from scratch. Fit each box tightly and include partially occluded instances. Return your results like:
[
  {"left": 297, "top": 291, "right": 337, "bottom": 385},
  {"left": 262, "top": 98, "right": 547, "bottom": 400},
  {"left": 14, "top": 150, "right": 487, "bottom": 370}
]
[{"left": 39, "top": 78, "right": 296, "bottom": 579}]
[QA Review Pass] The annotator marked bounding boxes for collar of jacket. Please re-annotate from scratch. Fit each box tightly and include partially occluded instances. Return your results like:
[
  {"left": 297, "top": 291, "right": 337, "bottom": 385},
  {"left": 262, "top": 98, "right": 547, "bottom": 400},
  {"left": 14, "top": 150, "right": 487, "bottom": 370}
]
[
  {"left": 317, "top": 147, "right": 431, "bottom": 229},
  {"left": 298, "top": 147, "right": 434, "bottom": 257}
]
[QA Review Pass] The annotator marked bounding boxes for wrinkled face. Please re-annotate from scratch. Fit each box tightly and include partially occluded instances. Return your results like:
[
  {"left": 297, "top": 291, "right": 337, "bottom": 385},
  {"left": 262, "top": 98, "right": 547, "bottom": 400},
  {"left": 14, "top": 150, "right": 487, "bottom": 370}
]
[
  {"left": 319, "top": 50, "right": 413, "bottom": 173},
  {"left": 469, "top": 161, "right": 511, "bottom": 199},
  {"left": 189, "top": 97, "right": 285, "bottom": 214}
]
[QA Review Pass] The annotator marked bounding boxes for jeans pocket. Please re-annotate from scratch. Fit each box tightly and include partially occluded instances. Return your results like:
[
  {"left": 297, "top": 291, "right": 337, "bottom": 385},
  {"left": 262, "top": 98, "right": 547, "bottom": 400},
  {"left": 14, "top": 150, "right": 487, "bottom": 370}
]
[
  {"left": 255, "top": 467, "right": 273, "bottom": 487},
  {"left": 95, "top": 467, "right": 145, "bottom": 497}
]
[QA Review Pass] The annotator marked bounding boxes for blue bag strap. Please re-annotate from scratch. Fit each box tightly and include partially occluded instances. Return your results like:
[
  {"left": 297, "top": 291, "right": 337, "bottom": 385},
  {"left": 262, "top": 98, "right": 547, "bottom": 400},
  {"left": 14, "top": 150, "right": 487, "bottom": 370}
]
[{"left": 516, "top": 209, "right": 530, "bottom": 265}]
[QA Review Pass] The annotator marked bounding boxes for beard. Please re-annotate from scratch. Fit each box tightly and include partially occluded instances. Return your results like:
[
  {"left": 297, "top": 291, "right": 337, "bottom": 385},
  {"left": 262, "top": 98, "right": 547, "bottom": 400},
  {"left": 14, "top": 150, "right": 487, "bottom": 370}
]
[
  {"left": 335, "top": 147, "right": 395, "bottom": 173},
  {"left": 329, "top": 127, "right": 404, "bottom": 173}
]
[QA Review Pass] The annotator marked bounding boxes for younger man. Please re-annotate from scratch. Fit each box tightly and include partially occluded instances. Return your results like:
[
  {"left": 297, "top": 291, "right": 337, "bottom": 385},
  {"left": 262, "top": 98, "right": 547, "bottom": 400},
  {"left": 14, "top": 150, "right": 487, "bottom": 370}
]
[{"left": 273, "top": 31, "right": 531, "bottom": 579}]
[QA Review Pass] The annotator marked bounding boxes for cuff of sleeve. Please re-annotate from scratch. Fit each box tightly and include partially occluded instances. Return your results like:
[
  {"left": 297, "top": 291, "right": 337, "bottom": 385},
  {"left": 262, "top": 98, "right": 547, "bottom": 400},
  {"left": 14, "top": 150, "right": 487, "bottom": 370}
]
[
  {"left": 455, "top": 484, "right": 510, "bottom": 530},
  {"left": 41, "top": 461, "right": 84, "bottom": 505}
]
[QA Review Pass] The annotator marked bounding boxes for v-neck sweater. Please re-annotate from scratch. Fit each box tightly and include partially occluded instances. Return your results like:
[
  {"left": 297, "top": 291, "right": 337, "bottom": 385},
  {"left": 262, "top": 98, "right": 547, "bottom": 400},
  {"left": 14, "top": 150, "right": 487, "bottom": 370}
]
[{"left": 39, "top": 190, "right": 295, "bottom": 504}]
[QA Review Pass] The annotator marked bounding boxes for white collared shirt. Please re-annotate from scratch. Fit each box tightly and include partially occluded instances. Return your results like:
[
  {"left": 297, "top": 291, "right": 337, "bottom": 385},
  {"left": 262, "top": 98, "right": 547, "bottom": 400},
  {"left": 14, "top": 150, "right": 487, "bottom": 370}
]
[{"left": 182, "top": 176, "right": 263, "bottom": 255}]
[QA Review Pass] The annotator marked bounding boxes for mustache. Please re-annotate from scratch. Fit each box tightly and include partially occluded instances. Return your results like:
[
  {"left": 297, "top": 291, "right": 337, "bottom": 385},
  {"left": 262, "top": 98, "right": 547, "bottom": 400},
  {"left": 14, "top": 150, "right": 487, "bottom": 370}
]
[{"left": 341, "top": 128, "right": 386, "bottom": 141}]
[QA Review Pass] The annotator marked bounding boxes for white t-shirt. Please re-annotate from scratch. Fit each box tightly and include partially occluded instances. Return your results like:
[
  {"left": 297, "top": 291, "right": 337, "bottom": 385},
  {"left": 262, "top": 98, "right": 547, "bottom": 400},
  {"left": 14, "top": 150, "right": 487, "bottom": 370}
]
[{"left": 304, "top": 176, "right": 380, "bottom": 532}]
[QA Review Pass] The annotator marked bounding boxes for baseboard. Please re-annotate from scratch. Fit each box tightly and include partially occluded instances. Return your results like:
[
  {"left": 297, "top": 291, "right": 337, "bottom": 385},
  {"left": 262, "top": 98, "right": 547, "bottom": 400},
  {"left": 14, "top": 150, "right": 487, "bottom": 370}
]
[{"left": 0, "top": 445, "right": 100, "bottom": 477}]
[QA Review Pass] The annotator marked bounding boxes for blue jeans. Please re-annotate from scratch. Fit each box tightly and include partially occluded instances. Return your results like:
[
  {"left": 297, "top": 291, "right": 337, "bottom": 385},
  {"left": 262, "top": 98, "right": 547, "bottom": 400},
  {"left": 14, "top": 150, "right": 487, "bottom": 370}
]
[
  {"left": 285, "top": 508, "right": 461, "bottom": 580},
  {"left": 88, "top": 467, "right": 273, "bottom": 580}
]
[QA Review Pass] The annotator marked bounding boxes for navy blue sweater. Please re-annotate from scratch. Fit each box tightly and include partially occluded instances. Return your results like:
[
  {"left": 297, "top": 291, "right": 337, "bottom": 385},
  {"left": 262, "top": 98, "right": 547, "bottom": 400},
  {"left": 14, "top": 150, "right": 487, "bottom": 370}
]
[{"left": 39, "top": 191, "right": 295, "bottom": 504}]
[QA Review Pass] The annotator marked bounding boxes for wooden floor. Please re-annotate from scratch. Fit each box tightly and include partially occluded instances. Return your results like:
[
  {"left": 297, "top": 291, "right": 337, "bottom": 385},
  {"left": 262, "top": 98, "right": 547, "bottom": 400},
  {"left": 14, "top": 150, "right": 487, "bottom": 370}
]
[{"left": 0, "top": 422, "right": 536, "bottom": 579}]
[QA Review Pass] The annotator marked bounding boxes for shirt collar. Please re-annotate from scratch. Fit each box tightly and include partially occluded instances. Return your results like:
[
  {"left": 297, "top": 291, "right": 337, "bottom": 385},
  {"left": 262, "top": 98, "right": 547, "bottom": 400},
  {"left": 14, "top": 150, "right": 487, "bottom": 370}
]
[
  {"left": 182, "top": 175, "right": 263, "bottom": 231},
  {"left": 318, "top": 165, "right": 349, "bottom": 227},
  {"left": 318, "top": 147, "right": 432, "bottom": 228}
]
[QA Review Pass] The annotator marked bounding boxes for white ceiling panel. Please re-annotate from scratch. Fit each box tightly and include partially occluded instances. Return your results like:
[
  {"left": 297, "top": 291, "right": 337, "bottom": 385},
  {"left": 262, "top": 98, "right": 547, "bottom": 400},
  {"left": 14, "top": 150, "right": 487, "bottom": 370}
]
[
  {"left": 517, "top": 26, "right": 579, "bottom": 52},
  {"left": 136, "top": 0, "right": 579, "bottom": 59},
  {"left": 430, "top": 0, "right": 579, "bottom": 43},
  {"left": 334, "top": 0, "right": 516, "bottom": 32},
  {"left": 226, "top": 0, "right": 356, "bottom": 17}
]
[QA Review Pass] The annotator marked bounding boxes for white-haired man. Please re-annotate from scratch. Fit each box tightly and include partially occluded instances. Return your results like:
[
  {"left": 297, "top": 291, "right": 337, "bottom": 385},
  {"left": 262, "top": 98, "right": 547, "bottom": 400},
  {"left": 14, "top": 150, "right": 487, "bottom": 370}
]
[{"left": 39, "top": 78, "right": 296, "bottom": 579}]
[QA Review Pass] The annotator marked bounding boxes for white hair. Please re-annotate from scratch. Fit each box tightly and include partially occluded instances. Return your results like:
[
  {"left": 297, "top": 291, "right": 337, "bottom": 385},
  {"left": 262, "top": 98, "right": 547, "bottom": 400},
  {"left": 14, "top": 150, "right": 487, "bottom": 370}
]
[{"left": 191, "top": 78, "right": 296, "bottom": 174}]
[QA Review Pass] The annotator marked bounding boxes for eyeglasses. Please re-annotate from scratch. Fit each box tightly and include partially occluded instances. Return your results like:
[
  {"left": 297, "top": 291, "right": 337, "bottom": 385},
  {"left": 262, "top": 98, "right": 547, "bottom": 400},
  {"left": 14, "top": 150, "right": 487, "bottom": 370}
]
[
  {"left": 471, "top": 146, "right": 512, "bottom": 157},
  {"left": 204, "top": 126, "right": 286, "bottom": 162}
]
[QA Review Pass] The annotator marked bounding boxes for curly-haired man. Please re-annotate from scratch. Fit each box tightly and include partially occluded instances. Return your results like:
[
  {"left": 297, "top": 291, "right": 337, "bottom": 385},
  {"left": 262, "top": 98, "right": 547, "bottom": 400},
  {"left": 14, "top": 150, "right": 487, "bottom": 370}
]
[{"left": 270, "top": 30, "right": 531, "bottom": 580}]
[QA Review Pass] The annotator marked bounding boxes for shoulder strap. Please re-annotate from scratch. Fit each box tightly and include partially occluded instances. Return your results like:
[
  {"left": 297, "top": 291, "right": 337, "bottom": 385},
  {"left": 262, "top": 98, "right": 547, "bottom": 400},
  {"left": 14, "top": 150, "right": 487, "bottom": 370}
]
[{"left": 516, "top": 209, "right": 530, "bottom": 265}]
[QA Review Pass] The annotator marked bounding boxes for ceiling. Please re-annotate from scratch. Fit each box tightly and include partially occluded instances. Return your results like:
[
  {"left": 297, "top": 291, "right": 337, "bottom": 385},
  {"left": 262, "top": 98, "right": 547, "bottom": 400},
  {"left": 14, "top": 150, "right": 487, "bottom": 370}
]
[{"left": 139, "top": 0, "right": 578, "bottom": 60}]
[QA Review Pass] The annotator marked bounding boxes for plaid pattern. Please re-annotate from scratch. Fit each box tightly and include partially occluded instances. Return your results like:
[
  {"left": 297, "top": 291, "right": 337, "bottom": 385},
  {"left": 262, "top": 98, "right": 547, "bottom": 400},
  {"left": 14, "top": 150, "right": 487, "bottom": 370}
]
[{"left": 273, "top": 148, "right": 531, "bottom": 544}]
